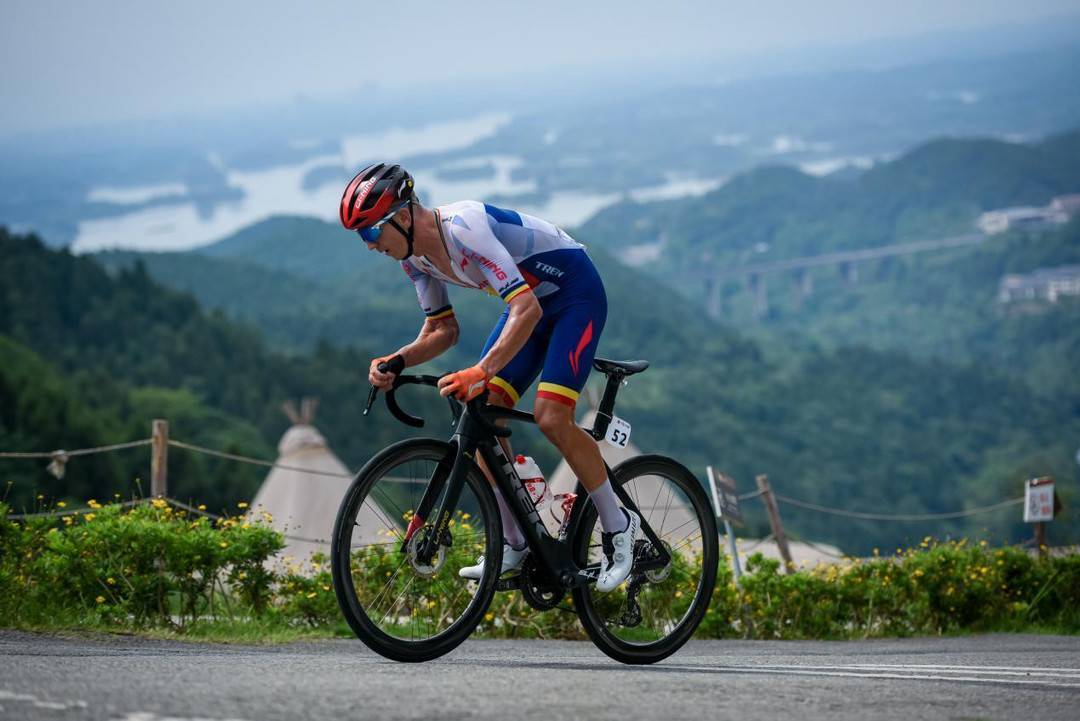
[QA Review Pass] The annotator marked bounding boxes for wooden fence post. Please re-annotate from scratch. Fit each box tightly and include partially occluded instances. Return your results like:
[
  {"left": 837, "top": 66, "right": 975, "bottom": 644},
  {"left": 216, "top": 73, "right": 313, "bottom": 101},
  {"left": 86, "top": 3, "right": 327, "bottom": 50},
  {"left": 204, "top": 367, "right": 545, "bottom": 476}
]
[
  {"left": 151, "top": 419, "right": 168, "bottom": 498},
  {"left": 755, "top": 473, "right": 794, "bottom": 573}
]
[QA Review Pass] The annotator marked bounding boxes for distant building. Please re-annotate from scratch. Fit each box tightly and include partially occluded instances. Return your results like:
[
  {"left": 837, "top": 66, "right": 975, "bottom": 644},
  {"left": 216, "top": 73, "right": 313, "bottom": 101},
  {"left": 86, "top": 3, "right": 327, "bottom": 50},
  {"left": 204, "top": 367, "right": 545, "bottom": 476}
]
[
  {"left": 977, "top": 206, "right": 1066, "bottom": 235},
  {"left": 977, "top": 194, "right": 1080, "bottom": 235},
  {"left": 1050, "top": 194, "right": 1080, "bottom": 216},
  {"left": 999, "top": 265, "right": 1080, "bottom": 304}
]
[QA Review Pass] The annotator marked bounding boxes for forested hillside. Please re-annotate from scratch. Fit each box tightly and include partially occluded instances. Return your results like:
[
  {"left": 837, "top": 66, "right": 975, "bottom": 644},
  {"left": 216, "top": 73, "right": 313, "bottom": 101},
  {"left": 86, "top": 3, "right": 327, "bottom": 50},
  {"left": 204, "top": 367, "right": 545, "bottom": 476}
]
[
  {"left": 73, "top": 209, "right": 1080, "bottom": 552},
  {"left": 0, "top": 229, "right": 450, "bottom": 513}
]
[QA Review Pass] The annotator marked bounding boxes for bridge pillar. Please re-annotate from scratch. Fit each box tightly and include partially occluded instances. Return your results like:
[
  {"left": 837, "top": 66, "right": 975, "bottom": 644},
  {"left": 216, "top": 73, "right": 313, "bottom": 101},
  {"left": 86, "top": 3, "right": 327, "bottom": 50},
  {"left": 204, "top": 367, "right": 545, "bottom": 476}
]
[
  {"left": 842, "top": 261, "right": 859, "bottom": 284},
  {"left": 794, "top": 268, "right": 813, "bottom": 308},
  {"left": 750, "top": 273, "right": 768, "bottom": 320},
  {"left": 705, "top": 278, "right": 723, "bottom": 320}
]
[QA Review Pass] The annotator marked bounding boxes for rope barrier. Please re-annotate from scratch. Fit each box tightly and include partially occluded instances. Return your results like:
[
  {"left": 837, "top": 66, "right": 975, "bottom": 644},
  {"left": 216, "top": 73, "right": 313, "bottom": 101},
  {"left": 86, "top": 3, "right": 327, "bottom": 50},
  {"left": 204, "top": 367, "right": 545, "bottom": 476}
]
[
  {"left": 167, "top": 440, "right": 355, "bottom": 479},
  {"left": 774, "top": 494, "right": 1024, "bottom": 521},
  {"left": 0, "top": 439, "right": 151, "bottom": 460},
  {"left": 0, "top": 437, "right": 1030, "bottom": 529}
]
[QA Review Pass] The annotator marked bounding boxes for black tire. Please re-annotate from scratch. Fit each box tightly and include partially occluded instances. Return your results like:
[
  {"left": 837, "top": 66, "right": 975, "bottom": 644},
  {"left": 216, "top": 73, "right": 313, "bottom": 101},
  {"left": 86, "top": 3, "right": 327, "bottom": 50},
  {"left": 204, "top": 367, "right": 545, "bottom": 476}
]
[
  {"left": 331, "top": 438, "right": 501, "bottom": 662},
  {"left": 571, "top": 455, "right": 718, "bottom": 664}
]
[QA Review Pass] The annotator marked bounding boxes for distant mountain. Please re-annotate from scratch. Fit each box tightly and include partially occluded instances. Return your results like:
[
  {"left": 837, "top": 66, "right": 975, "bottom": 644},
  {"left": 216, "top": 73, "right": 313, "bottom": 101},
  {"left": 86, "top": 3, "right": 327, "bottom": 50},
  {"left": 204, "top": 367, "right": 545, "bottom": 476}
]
[
  {"left": 198, "top": 216, "right": 378, "bottom": 282},
  {"left": 578, "top": 129, "right": 1080, "bottom": 271}
]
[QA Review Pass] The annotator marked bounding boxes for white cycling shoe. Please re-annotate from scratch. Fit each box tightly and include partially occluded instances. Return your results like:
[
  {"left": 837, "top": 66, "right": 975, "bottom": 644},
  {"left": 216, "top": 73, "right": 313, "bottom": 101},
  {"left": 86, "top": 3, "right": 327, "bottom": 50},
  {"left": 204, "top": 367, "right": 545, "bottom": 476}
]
[
  {"left": 596, "top": 509, "right": 641, "bottom": 592},
  {"left": 459, "top": 543, "right": 529, "bottom": 580}
]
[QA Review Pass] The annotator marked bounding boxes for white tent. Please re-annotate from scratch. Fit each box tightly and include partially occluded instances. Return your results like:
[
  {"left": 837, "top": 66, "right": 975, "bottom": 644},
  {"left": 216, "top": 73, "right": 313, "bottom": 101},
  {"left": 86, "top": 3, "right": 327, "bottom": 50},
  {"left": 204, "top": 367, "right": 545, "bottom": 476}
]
[{"left": 248, "top": 400, "right": 390, "bottom": 566}]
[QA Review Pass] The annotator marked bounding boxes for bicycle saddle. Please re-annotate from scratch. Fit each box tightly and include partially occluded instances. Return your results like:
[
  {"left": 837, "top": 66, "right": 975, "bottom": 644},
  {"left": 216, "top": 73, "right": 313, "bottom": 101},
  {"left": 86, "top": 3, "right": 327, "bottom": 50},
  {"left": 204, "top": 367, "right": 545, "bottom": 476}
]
[{"left": 592, "top": 358, "right": 650, "bottom": 376}]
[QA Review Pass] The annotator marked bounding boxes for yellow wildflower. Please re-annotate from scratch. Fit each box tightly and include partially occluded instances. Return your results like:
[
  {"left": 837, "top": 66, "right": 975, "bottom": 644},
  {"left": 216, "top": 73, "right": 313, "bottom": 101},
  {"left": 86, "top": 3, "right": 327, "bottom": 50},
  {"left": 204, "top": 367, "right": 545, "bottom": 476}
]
[
  {"left": 219, "top": 542, "right": 228, "bottom": 548},
  {"left": 484, "top": 612, "right": 494, "bottom": 622},
  {"left": 88, "top": 499, "right": 102, "bottom": 509},
  {"left": 95, "top": 596, "right": 105, "bottom": 604},
  {"left": 57, "top": 501, "right": 67, "bottom": 508},
  {"left": 237, "top": 502, "right": 248, "bottom": 509},
  {"left": 107, "top": 577, "right": 116, "bottom": 585},
  {"left": 306, "top": 592, "right": 317, "bottom": 599},
  {"left": 151, "top": 499, "right": 168, "bottom": 509},
  {"left": 198, "top": 504, "right": 207, "bottom": 511},
  {"left": 322, "top": 585, "right": 331, "bottom": 592},
  {"left": 84, "top": 513, "right": 96, "bottom": 522},
  {"left": 427, "top": 600, "right": 437, "bottom": 609},
  {"left": 238, "top": 571, "right": 247, "bottom": 580}
]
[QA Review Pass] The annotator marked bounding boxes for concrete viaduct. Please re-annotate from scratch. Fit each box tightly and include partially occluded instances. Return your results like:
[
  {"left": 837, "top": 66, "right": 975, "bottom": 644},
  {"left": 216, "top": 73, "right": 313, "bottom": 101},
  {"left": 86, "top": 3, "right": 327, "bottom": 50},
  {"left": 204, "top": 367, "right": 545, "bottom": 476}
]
[{"left": 698, "top": 232, "right": 987, "bottom": 319}]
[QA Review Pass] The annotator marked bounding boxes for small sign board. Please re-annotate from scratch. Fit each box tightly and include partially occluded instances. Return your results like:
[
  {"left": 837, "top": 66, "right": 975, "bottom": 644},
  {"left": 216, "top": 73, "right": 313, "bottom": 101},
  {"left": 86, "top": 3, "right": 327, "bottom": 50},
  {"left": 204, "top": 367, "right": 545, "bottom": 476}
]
[
  {"left": 706, "top": 466, "right": 743, "bottom": 524},
  {"left": 1024, "top": 477, "right": 1055, "bottom": 523},
  {"left": 604, "top": 416, "right": 632, "bottom": 449}
]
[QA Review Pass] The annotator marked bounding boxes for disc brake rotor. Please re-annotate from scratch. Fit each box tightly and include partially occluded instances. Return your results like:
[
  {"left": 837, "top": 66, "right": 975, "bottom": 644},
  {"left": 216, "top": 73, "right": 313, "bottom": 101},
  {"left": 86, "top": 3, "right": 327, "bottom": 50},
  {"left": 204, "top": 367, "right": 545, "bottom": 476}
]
[
  {"left": 643, "top": 540, "right": 674, "bottom": 583},
  {"left": 406, "top": 527, "right": 447, "bottom": 577}
]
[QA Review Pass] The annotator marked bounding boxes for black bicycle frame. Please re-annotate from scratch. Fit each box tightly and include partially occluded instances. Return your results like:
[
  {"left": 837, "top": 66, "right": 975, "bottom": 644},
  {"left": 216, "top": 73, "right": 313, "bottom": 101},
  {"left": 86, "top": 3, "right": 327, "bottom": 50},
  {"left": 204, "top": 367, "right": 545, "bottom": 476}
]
[{"left": 388, "top": 377, "right": 671, "bottom": 590}]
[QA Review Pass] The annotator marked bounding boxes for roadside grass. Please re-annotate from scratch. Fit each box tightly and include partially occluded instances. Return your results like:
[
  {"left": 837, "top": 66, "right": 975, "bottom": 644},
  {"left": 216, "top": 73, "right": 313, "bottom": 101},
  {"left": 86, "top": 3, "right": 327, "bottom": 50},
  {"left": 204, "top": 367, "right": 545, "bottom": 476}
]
[{"left": 3, "top": 501, "right": 1078, "bottom": 644}]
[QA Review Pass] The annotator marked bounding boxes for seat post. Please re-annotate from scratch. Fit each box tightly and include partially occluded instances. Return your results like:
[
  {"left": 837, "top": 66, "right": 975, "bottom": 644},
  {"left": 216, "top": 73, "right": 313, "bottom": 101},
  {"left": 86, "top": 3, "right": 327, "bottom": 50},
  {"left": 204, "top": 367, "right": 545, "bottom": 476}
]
[{"left": 590, "top": 372, "right": 624, "bottom": 441}]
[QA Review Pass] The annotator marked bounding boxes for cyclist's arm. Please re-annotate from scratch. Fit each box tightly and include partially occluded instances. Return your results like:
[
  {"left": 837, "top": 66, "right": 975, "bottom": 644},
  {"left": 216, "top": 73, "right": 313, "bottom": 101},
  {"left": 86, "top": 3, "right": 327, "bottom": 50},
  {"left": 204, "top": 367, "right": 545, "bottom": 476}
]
[
  {"left": 395, "top": 314, "right": 460, "bottom": 367},
  {"left": 477, "top": 290, "right": 541, "bottom": 378}
]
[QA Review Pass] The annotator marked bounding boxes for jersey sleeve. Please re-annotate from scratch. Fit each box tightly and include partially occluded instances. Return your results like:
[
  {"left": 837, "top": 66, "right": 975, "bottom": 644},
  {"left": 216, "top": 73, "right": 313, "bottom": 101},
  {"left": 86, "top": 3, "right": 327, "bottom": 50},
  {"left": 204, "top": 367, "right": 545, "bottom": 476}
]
[
  {"left": 446, "top": 208, "right": 532, "bottom": 303},
  {"left": 401, "top": 261, "right": 454, "bottom": 319}
]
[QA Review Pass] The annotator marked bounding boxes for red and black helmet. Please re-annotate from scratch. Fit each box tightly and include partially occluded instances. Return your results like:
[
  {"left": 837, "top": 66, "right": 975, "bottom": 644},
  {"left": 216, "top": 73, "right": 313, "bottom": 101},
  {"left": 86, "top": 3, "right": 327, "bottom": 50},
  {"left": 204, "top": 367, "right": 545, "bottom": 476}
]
[{"left": 339, "top": 163, "right": 415, "bottom": 230}]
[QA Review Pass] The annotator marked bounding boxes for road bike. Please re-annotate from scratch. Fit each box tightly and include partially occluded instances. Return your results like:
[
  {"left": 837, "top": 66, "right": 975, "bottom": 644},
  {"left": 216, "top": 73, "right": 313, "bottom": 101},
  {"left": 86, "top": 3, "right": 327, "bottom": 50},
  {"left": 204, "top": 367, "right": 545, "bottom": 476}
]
[{"left": 330, "top": 357, "right": 718, "bottom": 664}]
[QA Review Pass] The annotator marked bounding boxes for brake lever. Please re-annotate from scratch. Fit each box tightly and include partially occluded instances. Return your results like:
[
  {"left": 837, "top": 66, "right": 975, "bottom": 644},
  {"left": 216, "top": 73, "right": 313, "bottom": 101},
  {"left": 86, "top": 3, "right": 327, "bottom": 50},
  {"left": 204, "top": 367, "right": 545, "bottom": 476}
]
[{"left": 363, "top": 386, "right": 378, "bottom": 416}]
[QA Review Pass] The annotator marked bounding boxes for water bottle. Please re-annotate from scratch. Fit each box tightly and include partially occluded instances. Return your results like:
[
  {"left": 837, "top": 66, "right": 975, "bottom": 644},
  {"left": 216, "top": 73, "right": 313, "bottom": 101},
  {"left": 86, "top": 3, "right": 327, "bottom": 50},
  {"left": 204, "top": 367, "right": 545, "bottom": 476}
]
[
  {"left": 513, "top": 454, "right": 576, "bottom": 537},
  {"left": 514, "top": 454, "right": 556, "bottom": 535}
]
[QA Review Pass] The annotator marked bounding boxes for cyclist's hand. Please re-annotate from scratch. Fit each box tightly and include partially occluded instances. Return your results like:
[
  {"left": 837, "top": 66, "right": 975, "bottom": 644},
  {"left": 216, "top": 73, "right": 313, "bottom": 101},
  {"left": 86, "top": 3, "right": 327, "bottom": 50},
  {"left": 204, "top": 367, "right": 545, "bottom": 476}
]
[
  {"left": 369, "top": 354, "right": 403, "bottom": 390},
  {"left": 438, "top": 365, "right": 489, "bottom": 401}
]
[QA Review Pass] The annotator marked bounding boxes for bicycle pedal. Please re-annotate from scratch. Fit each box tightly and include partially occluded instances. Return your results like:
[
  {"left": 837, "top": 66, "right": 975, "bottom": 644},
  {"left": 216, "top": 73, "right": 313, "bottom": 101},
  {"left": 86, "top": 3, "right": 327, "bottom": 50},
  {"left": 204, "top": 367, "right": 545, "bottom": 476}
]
[{"left": 495, "top": 575, "right": 522, "bottom": 592}]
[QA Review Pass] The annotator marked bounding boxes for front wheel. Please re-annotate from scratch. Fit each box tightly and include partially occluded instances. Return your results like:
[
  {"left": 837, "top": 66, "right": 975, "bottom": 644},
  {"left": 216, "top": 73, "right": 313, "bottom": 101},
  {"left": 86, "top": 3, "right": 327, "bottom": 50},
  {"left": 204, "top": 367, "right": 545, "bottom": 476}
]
[
  {"left": 571, "top": 455, "right": 719, "bottom": 664},
  {"left": 331, "top": 438, "right": 502, "bottom": 662}
]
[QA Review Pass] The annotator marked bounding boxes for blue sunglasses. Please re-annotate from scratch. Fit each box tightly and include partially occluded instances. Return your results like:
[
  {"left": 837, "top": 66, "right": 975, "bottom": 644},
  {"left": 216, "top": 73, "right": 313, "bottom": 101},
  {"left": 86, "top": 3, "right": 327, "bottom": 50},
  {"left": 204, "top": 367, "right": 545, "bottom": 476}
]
[
  {"left": 357, "top": 202, "right": 409, "bottom": 243},
  {"left": 358, "top": 218, "right": 389, "bottom": 243}
]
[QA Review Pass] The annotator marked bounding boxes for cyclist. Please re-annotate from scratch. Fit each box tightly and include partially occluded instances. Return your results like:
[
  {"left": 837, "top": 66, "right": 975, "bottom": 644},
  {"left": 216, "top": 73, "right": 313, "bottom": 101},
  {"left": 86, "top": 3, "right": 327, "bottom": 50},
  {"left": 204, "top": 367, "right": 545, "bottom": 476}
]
[{"left": 341, "top": 162, "right": 638, "bottom": 592}]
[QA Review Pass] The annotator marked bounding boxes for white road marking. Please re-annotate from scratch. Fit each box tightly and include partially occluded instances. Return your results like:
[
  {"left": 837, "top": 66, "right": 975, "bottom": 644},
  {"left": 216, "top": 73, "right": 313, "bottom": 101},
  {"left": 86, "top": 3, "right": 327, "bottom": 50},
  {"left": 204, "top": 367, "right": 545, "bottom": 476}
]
[
  {"left": 0, "top": 689, "right": 89, "bottom": 711},
  {"left": 841, "top": 663, "right": 1080, "bottom": 679},
  {"left": 671, "top": 664, "right": 1080, "bottom": 689},
  {"left": 113, "top": 713, "right": 253, "bottom": 721}
]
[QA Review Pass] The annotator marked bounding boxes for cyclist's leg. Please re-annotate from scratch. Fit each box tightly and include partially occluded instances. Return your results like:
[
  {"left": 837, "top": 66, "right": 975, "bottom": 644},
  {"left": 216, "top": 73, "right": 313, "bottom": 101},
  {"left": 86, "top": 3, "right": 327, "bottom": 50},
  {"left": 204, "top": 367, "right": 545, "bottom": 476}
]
[
  {"left": 473, "top": 305, "right": 549, "bottom": 547},
  {"left": 532, "top": 300, "right": 608, "bottom": 494}
]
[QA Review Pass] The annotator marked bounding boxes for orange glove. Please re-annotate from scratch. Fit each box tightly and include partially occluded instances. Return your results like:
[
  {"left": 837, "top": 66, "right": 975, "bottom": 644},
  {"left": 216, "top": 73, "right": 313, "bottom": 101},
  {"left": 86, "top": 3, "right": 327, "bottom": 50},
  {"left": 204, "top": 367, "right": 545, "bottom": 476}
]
[{"left": 438, "top": 365, "right": 489, "bottom": 401}]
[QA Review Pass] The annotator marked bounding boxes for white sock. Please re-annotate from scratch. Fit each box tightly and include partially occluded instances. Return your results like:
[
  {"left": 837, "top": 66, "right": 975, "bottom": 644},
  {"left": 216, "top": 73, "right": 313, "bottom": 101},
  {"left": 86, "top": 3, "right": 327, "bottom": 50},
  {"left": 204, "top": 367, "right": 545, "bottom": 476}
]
[
  {"left": 494, "top": 487, "right": 526, "bottom": 549},
  {"left": 589, "top": 479, "right": 628, "bottom": 534}
]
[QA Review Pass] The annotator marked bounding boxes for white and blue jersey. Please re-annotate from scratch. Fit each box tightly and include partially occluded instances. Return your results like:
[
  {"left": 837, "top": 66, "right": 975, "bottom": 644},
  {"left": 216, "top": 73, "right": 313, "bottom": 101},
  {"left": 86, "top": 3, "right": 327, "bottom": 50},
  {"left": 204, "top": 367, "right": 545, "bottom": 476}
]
[
  {"left": 402, "top": 200, "right": 589, "bottom": 317},
  {"left": 401, "top": 200, "right": 607, "bottom": 408}
]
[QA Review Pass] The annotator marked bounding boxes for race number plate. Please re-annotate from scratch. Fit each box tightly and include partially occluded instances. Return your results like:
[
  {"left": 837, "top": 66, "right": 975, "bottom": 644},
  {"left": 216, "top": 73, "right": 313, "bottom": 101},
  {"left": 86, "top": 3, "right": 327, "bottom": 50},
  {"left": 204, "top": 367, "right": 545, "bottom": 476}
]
[{"left": 605, "top": 416, "right": 632, "bottom": 448}]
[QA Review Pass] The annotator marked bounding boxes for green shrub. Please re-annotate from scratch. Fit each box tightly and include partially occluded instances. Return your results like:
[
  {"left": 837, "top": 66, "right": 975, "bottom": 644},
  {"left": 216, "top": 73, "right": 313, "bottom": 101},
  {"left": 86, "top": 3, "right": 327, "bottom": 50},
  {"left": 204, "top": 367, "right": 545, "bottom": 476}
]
[{"left": 1, "top": 501, "right": 1077, "bottom": 640}]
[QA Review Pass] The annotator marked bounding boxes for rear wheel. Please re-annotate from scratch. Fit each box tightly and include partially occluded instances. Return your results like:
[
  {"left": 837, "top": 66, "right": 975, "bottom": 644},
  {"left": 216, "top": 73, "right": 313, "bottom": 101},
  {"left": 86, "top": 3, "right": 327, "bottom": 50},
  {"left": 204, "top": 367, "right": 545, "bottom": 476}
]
[
  {"left": 571, "top": 455, "right": 718, "bottom": 664},
  {"left": 331, "top": 438, "right": 501, "bottom": 662}
]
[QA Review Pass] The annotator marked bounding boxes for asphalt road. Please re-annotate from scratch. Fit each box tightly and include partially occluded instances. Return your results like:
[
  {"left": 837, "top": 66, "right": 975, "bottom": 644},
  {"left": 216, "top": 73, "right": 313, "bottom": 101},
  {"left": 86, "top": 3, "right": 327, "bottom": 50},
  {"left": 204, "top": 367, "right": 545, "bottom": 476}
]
[{"left": 1, "top": 631, "right": 1078, "bottom": 721}]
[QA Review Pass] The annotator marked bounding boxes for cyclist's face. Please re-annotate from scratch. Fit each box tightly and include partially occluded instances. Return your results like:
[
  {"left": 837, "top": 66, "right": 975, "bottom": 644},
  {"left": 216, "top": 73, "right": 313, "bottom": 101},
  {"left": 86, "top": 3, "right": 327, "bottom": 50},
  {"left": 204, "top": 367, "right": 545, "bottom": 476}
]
[{"left": 363, "top": 209, "right": 409, "bottom": 259}]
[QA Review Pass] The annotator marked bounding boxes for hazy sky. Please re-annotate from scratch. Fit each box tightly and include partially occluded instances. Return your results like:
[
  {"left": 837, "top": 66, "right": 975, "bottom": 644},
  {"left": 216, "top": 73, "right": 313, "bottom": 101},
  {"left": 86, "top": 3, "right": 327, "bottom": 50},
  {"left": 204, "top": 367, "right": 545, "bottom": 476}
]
[{"left": 2, "top": 0, "right": 1078, "bottom": 136}]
